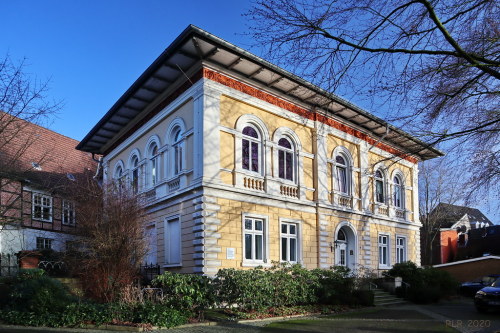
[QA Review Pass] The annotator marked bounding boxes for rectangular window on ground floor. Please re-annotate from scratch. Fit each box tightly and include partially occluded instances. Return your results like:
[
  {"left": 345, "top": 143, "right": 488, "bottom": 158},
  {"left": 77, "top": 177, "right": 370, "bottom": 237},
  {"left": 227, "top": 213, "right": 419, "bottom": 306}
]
[
  {"left": 36, "top": 237, "right": 52, "bottom": 250},
  {"left": 396, "top": 236, "right": 406, "bottom": 263},
  {"left": 378, "top": 234, "right": 390, "bottom": 268},
  {"left": 164, "top": 216, "right": 181, "bottom": 266},
  {"left": 280, "top": 221, "right": 299, "bottom": 263},
  {"left": 243, "top": 215, "right": 268, "bottom": 265}
]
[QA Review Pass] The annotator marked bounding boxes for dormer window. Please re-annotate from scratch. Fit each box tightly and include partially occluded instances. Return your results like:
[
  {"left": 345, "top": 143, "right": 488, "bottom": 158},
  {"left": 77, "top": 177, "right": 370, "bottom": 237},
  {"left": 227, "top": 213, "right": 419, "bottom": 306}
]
[{"left": 31, "top": 162, "right": 42, "bottom": 171}]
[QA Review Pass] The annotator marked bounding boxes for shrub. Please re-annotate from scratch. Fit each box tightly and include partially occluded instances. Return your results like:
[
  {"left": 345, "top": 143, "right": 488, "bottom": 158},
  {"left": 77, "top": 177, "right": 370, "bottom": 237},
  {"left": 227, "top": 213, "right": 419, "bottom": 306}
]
[
  {"left": 133, "top": 303, "right": 187, "bottom": 327},
  {"left": 7, "top": 270, "right": 75, "bottom": 314},
  {"left": 213, "top": 263, "right": 355, "bottom": 310},
  {"left": 152, "top": 271, "right": 214, "bottom": 313},
  {"left": 387, "top": 262, "right": 458, "bottom": 303},
  {"left": 313, "top": 266, "right": 354, "bottom": 305}
]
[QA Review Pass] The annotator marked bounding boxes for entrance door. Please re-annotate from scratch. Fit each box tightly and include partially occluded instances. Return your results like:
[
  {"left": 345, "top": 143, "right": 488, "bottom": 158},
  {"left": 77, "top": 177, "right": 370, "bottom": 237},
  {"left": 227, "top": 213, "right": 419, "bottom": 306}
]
[{"left": 335, "top": 228, "right": 348, "bottom": 267}]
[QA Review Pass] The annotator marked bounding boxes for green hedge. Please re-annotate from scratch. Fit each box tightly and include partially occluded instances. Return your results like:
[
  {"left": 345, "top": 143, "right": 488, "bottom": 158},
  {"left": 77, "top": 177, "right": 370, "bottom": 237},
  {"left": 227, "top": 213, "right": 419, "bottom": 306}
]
[
  {"left": 387, "top": 261, "right": 458, "bottom": 303},
  {"left": 0, "top": 270, "right": 187, "bottom": 328}
]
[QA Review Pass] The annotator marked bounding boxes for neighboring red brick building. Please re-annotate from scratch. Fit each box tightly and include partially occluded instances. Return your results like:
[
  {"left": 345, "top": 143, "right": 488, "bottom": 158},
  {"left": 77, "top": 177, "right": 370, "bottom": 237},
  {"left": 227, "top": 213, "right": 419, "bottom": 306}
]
[
  {"left": 0, "top": 112, "right": 96, "bottom": 254},
  {"left": 422, "top": 203, "right": 496, "bottom": 265}
]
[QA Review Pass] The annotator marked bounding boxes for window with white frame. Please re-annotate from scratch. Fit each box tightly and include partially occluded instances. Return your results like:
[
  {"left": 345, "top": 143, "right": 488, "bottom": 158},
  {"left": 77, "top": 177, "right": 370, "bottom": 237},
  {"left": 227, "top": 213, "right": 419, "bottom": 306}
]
[
  {"left": 277, "top": 138, "right": 294, "bottom": 181},
  {"left": 36, "top": 237, "right": 52, "bottom": 250},
  {"left": 280, "top": 222, "right": 299, "bottom": 263},
  {"left": 244, "top": 217, "right": 266, "bottom": 262},
  {"left": 130, "top": 154, "right": 140, "bottom": 193},
  {"left": 378, "top": 234, "right": 390, "bottom": 267},
  {"left": 242, "top": 126, "right": 261, "bottom": 173},
  {"left": 396, "top": 236, "right": 406, "bottom": 263},
  {"left": 334, "top": 153, "right": 350, "bottom": 195},
  {"left": 114, "top": 163, "right": 124, "bottom": 188},
  {"left": 171, "top": 126, "right": 184, "bottom": 176},
  {"left": 393, "top": 175, "right": 404, "bottom": 208},
  {"left": 148, "top": 142, "right": 160, "bottom": 186},
  {"left": 32, "top": 193, "right": 52, "bottom": 222},
  {"left": 62, "top": 200, "right": 75, "bottom": 226},
  {"left": 164, "top": 217, "right": 181, "bottom": 265},
  {"left": 374, "top": 170, "right": 385, "bottom": 203}
]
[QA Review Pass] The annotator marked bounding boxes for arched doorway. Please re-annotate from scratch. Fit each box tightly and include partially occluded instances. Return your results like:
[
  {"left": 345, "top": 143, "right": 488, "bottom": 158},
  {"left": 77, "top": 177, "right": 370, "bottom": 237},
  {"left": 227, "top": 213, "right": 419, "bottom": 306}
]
[{"left": 334, "top": 224, "right": 357, "bottom": 270}]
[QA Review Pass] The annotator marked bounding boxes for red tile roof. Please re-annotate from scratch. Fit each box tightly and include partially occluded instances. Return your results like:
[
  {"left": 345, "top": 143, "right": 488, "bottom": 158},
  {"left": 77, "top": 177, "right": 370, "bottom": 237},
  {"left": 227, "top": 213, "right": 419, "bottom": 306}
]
[{"left": 0, "top": 112, "right": 96, "bottom": 178}]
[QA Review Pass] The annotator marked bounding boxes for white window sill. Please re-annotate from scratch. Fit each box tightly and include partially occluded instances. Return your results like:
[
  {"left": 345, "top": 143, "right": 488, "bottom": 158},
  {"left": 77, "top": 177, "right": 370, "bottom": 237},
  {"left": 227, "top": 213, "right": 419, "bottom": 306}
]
[
  {"left": 241, "top": 261, "right": 271, "bottom": 268},
  {"left": 32, "top": 218, "right": 52, "bottom": 223},
  {"left": 163, "top": 263, "right": 182, "bottom": 268}
]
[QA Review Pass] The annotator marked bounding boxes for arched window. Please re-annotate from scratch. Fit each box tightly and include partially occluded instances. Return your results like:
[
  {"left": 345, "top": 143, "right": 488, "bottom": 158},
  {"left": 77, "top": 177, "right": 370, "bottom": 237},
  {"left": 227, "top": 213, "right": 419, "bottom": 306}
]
[
  {"left": 393, "top": 175, "right": 404, "bottom": 208},
  {"left": 242, "top": 125, "right": 261, "bottom": 173},
  {"left": 114, "top": 163, "right": 124, "bottom": 190},
  {"left": 374, "top": 170, "right": 385, "bottom": 203},
  {"left": 147, "top": 142, "right": 159, "bottom": 186},
  {"left": 114, "top": 164, "right": 123, "bottom": 180},
  {"left": 171, "top": 126, "right": 183, "bottom": 176},
  {"left": 334, "top": 154, "right": 349, "bottom": 194},
  {"left": 130, "top": 154, "right": 140, "bottom": 193},
  {"left": 278, "top": 138, "right": 294, "bottom": 181}
]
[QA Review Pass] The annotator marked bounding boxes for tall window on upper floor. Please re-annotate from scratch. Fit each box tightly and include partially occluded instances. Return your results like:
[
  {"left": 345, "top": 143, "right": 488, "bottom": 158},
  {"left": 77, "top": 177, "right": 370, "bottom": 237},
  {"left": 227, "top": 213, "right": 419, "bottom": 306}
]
[
  {"left": 242, "top": 126, "right": 261, "bottom": 173},
  {"left": 114, "top": 163, "right": 125, "bottom": 191},
  {"left": 374, "top": 170, "right": 385, "bottom": 203},
  {"left": 334, "top": 154, "right": 350, "bottom": 195},
  {"left": 130, "top": 154, "right": 140, "bottom": 194},
  {"left": 277, "top": 138, "right": 294, "bottom": 181},
  {"left": 148, "top": 142, "right": 159, "bottom": 186},
  {"left": 171, "top": 126, "right": 183, "bottom": 176},
  {"left": 32, "top": 192, "right": 52, "bottom": 222},
  {"left": 393, "top": 175, "right": 404, "bottom": 208}
]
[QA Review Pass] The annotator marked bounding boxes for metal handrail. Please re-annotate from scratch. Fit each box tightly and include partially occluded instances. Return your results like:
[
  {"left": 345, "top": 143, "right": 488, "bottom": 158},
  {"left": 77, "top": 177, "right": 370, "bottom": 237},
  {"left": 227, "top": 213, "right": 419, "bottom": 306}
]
[{"left": 382, "top": 272, "right": 410, "bottom": 288}]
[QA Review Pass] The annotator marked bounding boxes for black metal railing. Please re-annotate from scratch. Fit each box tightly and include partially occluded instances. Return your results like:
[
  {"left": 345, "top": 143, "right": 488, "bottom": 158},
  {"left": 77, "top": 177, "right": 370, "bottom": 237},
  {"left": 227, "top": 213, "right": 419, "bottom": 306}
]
[{"left": 140, "top": 263, "right": 160, "bottom": 284}]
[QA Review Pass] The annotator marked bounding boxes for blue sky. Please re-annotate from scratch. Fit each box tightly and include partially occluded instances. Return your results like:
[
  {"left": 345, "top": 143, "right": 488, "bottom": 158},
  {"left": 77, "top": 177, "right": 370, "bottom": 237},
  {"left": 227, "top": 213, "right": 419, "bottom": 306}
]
[
  {"left": 2, "top": 1, "right": 497, "bottom": 220},
  {"left": 0, "top": 0, "right": 255, "bottom": 140}
]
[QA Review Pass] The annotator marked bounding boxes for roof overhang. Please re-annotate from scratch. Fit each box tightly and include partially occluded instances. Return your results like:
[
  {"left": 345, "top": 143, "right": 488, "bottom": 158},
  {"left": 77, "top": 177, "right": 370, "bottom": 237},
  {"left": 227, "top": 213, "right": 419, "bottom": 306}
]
[{"left": 77, "top": 25, "right": 444, "bottom": 160}]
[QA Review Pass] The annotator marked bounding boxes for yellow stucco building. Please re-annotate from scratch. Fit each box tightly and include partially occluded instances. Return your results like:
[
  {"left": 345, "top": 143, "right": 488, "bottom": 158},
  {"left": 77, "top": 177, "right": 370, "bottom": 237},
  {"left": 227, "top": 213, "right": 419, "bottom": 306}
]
[{"left": 77, "top": 26, "right": 442, "bottom": 275}]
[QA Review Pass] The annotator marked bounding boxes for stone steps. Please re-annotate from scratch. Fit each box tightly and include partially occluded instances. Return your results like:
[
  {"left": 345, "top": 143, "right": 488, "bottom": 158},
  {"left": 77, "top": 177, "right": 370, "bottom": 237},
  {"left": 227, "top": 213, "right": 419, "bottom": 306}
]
[{"left": 373, "top": 288, "right": 408, "bottom": 306}]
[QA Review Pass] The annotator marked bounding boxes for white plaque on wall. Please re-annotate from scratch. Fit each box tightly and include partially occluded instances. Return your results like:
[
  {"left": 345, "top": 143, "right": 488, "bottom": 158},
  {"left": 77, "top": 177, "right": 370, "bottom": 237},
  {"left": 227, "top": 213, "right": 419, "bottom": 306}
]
[{"left": 226, "top": 247, "right": 235, "bottom": 259}]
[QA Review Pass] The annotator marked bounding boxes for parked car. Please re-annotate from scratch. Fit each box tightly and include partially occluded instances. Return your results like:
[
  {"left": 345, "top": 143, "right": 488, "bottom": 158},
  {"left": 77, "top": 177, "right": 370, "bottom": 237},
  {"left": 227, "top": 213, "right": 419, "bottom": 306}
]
[
  {"left": 475, "top": 277, "right": 500, "bottom": 313},
  {"left": 460, "top": 274, "right": 500, "bottom": 297}
]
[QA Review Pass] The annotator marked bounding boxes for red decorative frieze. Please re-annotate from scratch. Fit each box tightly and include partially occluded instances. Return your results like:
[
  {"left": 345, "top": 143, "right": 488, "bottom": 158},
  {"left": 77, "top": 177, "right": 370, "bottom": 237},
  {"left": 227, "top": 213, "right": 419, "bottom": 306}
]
[{"left": 203, "top": 68, "right": 418, "bottom": 163}]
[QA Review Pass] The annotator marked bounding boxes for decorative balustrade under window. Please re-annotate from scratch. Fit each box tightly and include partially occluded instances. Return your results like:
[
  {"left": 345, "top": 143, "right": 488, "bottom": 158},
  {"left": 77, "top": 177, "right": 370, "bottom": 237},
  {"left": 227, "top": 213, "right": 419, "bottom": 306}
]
[
  {"left": 280, "top": 184, "right": 299, "bottom": 198},
  {"left": 395, "top": 209, "right": 406, "bottom": 219},
  {"left": 144, "top": 189, "right": 156, "bottom": 203},
  {"left": 243, "top": 176, "right": 265, "bottom": 191},
  {"left": 332, "top": 192, "right": 354, "bottom": 209},
  {"left": 374, "top": 204, "right": 389, "bottom": 216},
  {"left": 167, "top": 178, "right": 180, "bottom": 192}
]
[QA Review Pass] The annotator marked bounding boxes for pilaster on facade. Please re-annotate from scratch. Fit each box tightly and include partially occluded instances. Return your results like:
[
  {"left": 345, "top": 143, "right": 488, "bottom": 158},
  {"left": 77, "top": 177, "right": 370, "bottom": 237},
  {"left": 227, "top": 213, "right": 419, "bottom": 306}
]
[
  {"left": 359, "top": 141, "right": 371, "bottom": 213},
  {"left": 361, "top": 220, "right": 372, "bottom": 267},
  {"left": 314, "top": 124, "right": 329, "bottom": 205},
  {"left": 318, "top": 214, "right": 330, "bottom": 269},
  {"left": 412, "top": 164, "right": 420, "bottom": 225},
  {"left": 199, "top": 84, "right": 222, "bottom": 184},
  {"left": 191, "top": 195, "right": 222, "bottom": 275}
]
